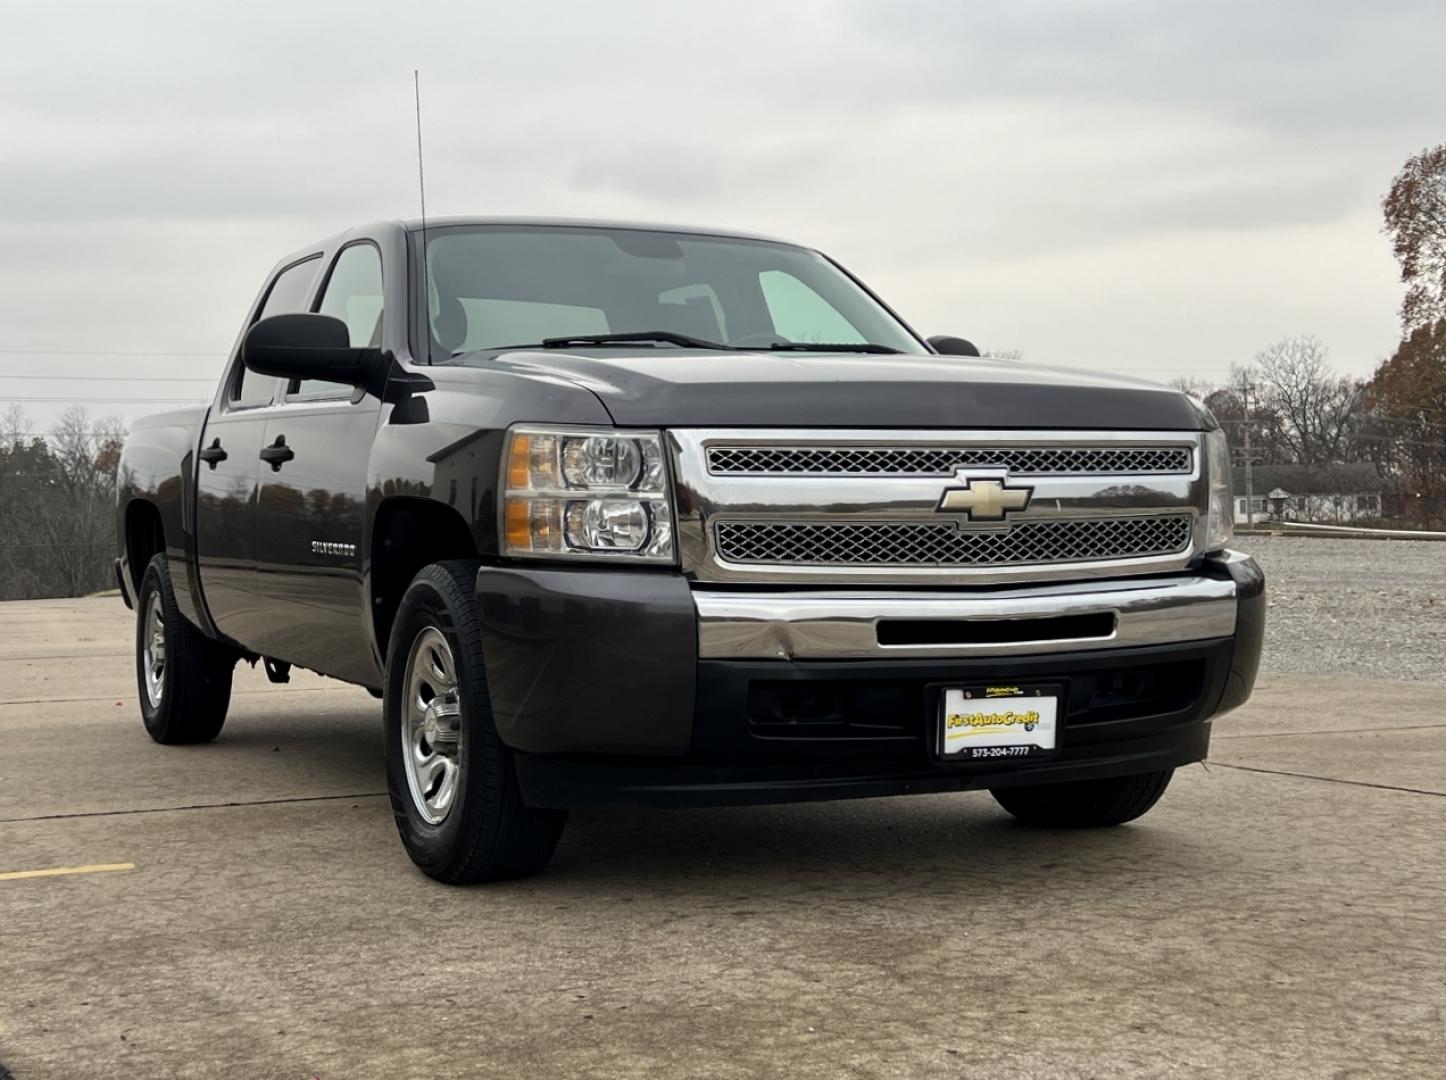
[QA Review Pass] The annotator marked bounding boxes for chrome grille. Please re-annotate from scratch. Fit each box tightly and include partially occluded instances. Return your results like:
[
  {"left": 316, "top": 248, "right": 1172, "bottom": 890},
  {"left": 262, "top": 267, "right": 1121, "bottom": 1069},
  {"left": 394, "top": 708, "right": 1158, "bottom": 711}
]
[
  {"left": 674, "top": 428, "right": 1207, "bottom": 585},
  {"left": 706, "top": 445, "right": 1192, "bottom": 477},
  {"left": 715, "top": 515, "right": 1194, "bottom": 568}
]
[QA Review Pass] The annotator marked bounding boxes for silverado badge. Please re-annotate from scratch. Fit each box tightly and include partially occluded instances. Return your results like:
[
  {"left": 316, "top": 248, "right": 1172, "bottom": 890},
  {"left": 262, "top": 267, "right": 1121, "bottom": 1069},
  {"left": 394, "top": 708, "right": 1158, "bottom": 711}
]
[{"left": 936, "top": 472, "right": 1033, "bottom": 522}]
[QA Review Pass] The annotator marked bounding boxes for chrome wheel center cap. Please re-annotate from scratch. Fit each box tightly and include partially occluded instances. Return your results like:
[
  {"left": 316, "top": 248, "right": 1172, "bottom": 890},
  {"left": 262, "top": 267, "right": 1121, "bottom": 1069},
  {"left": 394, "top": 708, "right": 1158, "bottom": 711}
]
[{"left": 423, "top": 692, "right": 461, "bottom": 748}]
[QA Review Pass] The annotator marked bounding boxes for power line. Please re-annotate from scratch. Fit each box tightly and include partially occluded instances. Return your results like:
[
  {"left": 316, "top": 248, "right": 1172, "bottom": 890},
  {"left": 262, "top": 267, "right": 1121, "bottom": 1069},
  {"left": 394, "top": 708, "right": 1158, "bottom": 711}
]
[
  {"left": 1353, "top": 433, "right": 1446, "bottom": 451},
  {"left": 0, "top": 349, "right": 223, "bottom": 357},
  {"left": 1374, "top": 400, "right": 1446, "bottom": 417},
  {"left": 1220, "top": 411, "right": 1446, "bottom": 433},
  {"left": 0, "top": 374, "right": 217, "bottom": 383},
  {"left": 0, "top": 395, "right": 209, "bottom": 404},
  {"left": 0, "top": 542, "right": 112, "bottom": 550},
  {"left": 1364, "top": 414, "right": 1446, "bottom": 432}
]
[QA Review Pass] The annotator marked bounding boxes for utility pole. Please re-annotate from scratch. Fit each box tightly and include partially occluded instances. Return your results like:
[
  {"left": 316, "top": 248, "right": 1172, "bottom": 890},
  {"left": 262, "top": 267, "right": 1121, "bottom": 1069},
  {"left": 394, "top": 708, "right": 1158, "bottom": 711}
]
[{"left": 1241, "top": 373, "right": 1254, "bottom": 527}]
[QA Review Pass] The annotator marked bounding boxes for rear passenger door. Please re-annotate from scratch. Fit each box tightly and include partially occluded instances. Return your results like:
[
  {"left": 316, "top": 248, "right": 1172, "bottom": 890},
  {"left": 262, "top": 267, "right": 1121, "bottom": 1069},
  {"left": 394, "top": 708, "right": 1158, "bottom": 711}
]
[
  {"left": 195, "top": 255, "right": 320, "bottom": 650},
  {"left": 251, "top": 241, "right": 385, "bottom": 684}
]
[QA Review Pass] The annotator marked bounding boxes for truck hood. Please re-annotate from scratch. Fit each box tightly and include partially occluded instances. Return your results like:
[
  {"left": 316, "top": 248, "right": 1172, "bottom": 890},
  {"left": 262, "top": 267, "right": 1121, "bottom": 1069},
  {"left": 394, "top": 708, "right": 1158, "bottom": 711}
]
[{"left": 459, "top": 348, "right": 1204, "bottom": 430}]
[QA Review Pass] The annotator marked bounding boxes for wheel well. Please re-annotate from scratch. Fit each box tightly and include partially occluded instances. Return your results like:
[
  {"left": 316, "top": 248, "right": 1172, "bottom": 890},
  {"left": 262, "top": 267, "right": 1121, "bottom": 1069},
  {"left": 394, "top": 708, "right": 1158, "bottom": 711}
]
[
  {"left": 370, "top": 498, "right": 478, "bottom": 658},
  {"left": 125, "top": 500, "right": 164, "bottom": 594}
]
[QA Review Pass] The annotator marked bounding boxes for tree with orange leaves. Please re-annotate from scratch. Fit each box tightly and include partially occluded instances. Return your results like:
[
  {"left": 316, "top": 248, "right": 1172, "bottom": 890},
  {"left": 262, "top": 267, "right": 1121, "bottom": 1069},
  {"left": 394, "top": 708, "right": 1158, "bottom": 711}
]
[
  {"left": 1374, "top": 145, "right": 1446, "bottom": 527},
  {"left": 1384, "top": 144, "right": 1446, "bottom": 335},
  {"left": 1367, "top": 322, "right": 1446, "bottom": 527}
]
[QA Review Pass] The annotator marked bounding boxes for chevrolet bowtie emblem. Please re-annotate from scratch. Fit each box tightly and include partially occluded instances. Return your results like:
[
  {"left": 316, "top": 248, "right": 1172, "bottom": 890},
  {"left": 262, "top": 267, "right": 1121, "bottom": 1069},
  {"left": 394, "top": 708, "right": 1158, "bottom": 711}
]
[{"left": 936, "top": 474, "right": 1033, "bottom": 521}]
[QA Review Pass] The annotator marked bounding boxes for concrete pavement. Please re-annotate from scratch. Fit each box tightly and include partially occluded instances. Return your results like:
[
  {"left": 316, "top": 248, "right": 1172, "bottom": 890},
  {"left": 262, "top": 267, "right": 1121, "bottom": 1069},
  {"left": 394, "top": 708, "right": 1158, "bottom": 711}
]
[{"left": 1, "top": 597, "right": 1443, "bottom": 1078}]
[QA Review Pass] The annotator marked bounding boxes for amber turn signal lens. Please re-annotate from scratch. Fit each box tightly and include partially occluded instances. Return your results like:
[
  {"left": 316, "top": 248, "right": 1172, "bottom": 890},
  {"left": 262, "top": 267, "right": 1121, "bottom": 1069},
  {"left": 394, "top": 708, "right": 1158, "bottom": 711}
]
[
  {"left": 504, "top": 498, "right": 532, "bottom": 550},
  {"left": 506, "top": 435, "right": 532, "bottom": 490},
  {"left": 504, "top": 497, "right": 562, "bottom": 553}
]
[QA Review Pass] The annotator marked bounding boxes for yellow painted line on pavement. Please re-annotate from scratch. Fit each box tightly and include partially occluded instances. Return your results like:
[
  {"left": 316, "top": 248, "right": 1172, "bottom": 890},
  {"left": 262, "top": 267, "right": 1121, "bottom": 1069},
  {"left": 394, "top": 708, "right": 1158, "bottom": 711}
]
[{"left": 0, "top": 862, "right": 135, "bottom": 882}]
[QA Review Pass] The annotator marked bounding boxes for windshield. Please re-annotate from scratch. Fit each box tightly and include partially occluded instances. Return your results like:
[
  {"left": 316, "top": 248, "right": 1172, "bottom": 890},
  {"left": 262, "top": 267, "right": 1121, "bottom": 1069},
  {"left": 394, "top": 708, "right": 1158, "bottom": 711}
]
[{"left": 414, "top": 225, "right": 922, "bottom": 356}]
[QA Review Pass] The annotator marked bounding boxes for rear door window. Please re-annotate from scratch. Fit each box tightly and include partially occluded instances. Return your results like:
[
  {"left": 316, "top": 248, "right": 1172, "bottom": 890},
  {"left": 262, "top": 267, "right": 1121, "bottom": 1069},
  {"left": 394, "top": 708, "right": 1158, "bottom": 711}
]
[{"left": 232, "top": 257, "right": 321, "bottom": 407}]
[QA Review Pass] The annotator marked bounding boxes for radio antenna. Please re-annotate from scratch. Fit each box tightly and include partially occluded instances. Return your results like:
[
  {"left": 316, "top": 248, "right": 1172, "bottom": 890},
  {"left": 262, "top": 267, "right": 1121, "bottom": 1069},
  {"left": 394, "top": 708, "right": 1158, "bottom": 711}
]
[{"left": 414, "top": 70, "right": 432, "bottom": 364}]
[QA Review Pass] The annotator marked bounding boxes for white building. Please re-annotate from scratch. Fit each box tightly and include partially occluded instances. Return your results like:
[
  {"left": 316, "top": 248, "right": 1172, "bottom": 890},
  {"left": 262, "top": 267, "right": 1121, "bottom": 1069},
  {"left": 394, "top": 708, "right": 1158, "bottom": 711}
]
[{"left": 1230, "top": 464, "right": 1383, "bottom": 525}]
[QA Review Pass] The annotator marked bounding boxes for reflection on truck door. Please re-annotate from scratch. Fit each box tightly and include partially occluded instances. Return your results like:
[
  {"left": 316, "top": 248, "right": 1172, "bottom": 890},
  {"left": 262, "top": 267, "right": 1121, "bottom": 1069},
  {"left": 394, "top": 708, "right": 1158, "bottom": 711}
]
[
  {"left": 195, "top": 255, "right": 320, "bottom": 651},
  {"left": 251, "top": 242, "right": 384, "bottom": 684}
]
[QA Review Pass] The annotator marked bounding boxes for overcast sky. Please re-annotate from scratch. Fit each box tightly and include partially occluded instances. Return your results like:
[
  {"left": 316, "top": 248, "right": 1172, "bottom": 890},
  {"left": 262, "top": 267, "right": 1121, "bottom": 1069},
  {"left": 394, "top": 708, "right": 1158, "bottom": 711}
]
[{"left": 2, "top": 0, "right": 1443, "bottom": 433}]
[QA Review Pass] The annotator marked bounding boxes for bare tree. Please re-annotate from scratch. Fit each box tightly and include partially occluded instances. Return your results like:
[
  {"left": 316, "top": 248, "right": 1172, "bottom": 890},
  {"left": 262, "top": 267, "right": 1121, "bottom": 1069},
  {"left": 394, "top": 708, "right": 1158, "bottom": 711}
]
[
  {"left": 1, "top": 403, "right": 32, "bottom": 446},
  {"left": 1196, "top": 366, "right": 1291, "bottom": 467},
  {"left": 1169, "top": 376, "right": 1218, "bottom": 400},
  {"left": 1139, "top": 334, "right": 1446, "bottom": 526},
  {"left": 0, "top": 405, "right": 121, "bottom": 599},
  {"left": 1251, "top": 336, "right": 1364, "bottom": 466}
]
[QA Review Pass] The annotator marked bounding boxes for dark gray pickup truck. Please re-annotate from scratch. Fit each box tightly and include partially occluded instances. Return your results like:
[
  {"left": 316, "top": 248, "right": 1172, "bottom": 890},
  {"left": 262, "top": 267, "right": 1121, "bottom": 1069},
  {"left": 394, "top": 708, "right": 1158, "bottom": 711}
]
[{"left": 116, "top": 217, "right": 1264, "bottom": 882}]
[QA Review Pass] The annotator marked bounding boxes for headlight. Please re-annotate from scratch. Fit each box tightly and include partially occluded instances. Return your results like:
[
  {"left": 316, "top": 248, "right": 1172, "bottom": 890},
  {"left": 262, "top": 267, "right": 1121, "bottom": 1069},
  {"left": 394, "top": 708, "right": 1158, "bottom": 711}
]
[
  {"left": 1202, "top": 428, "right": 1234, "bottom": 552},
  {"left": 502, "top": 426, "right": 674, "bottom": 563}
]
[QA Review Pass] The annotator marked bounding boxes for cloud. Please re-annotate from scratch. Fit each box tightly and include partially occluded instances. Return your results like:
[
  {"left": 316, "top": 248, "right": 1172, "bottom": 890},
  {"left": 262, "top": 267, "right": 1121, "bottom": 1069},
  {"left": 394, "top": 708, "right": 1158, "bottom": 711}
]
[
  {"left": 0, "top": 0, "right": 1440, "bottom": 439},
  {"left": 842, "top": 0, "right": 1446, "bottom": 134}
]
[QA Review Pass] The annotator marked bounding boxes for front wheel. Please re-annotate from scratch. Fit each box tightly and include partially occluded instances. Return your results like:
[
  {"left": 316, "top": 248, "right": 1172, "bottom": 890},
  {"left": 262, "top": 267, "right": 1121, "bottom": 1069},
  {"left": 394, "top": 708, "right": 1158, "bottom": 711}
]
[
  {"left": 135, "top": 553, "right": 235, "bottom": 744},
  {"left": 990, "top": 769, "right": 1174, "bottom": 828},
  {"left": 383, "top": 561, "right": 566, "bottom": 883}
]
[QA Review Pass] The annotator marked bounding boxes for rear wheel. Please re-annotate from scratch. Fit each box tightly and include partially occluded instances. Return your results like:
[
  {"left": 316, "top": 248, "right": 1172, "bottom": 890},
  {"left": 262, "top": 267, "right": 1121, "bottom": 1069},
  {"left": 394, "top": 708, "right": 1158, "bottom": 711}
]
[
  {"left": 135, "top": 553, "right": 235, "bottom": 744},
  {"left": 990, "top": 769, "right": 1174, "bottom": 828},
  {"left": 383, "top": 561, "right": 566, "bottom": 883}
]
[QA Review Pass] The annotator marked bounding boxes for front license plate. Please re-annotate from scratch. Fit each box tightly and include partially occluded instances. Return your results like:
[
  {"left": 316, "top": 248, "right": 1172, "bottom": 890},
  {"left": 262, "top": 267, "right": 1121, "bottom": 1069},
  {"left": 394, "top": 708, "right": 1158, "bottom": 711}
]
[{"left": 940, "top": 684, "right": 1060, "bottom": 759}]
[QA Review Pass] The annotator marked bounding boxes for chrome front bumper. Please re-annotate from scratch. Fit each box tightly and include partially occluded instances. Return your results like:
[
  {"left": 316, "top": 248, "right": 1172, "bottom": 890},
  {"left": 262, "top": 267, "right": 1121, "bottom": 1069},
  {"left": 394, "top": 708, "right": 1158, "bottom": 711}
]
[{"left": 694, "top": 573, "right": 1238, "bottom": 660}]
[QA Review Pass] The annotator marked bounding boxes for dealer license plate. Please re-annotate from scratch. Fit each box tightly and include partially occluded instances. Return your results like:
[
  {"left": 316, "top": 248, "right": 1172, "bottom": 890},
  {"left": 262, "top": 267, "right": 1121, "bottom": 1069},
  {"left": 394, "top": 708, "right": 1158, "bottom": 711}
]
[{"left": 940, "top": 684, "right": 1060, "bottom": 759}]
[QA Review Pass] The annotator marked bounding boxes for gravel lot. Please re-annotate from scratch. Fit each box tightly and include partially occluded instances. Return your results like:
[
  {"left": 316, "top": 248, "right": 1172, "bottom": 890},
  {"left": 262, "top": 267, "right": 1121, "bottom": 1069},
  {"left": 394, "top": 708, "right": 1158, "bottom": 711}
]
[{"left": 1244, "top": 535, "right": 1446, "bottom": 681}]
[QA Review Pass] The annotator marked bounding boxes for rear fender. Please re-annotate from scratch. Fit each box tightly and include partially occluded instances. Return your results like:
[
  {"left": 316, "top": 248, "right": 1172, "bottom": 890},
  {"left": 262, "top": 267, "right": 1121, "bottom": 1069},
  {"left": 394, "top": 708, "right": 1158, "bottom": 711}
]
[{"left": 116, "top": 408, "right": 216, "bottom": 636}]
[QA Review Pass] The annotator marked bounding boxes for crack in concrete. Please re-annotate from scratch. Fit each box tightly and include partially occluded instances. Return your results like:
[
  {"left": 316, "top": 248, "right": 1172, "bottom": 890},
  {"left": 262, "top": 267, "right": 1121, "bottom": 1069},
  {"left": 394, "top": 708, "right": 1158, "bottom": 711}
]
[
  {"left": 0, "top": 652, "right": 131, "bottom": 660},
  {"left": 1216, "top": 722, "right": 1446, "bottom": 740},
  {"left": 0, "top": 686, "right": 345, "bottom": 707},
  {"left": 0, "top": 792, "right": 388, "bottom": 825},
  {"left": 1211, "top": 762, "right": 1446, "bottom": 799}
]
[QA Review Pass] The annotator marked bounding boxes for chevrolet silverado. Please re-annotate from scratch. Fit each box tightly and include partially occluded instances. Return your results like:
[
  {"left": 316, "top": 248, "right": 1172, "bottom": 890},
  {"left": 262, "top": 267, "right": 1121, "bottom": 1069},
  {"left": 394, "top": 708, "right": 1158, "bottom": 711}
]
[{"left": 115, "top": 218, "right": 1264, "bottom": 882}]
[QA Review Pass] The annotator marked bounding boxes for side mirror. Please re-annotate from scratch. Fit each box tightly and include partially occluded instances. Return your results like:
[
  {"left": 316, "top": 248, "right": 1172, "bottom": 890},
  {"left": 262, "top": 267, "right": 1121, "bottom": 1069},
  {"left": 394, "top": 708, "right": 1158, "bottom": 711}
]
[
  {"left": 242, "top": 313, "right": 381, "bottom": 387},
  {"left": 928, "top": 335, "right": 981, "bottom": 357}
]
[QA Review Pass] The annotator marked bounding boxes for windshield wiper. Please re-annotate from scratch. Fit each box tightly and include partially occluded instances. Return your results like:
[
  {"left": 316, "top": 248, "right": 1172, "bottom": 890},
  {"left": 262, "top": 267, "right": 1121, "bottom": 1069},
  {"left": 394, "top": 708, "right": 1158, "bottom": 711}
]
[
  {"left": 462, "top": 333, "right": 903, "bottom": 357},
  {"left": 540, "top": 331, "right": 737, "bottom": 350},
  {"left": 763, "top": 342, "right": 903, "bottom": 355}
]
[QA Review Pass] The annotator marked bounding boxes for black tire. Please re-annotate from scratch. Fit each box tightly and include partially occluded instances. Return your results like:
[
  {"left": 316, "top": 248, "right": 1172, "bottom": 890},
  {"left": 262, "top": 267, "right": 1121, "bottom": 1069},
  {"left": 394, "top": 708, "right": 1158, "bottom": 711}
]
[
  {"left": 383, "top": 561, "right": 566, "bottom": 884},
  {"left": 990, "top": 769, "right": 1174, "bottom": 828},
  {"left": 135, "top": 553, "right": 235, "bottom": 744}
]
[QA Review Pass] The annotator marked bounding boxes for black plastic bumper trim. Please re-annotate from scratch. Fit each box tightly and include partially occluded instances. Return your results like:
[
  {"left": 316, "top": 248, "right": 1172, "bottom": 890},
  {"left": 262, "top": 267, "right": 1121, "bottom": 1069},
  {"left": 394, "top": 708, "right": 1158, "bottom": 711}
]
[
  {"left": 474, "top": 565, "right": 697, "bottom": 755},
  {"left": 114, "top": 557, "right": 133, "bottom": 610},
  {"left": 1207, "top": 551, "right": 1265, "bottom": 715},
  {"left": 515, "top": 724, "right": 1210, "bottom": 808}
]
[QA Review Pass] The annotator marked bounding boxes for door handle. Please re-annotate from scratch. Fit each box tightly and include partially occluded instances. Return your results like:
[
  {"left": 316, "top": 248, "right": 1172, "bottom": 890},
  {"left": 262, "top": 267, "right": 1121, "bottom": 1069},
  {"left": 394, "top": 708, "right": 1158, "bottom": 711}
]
[
  {"left": 259, "top": 435, "right": 295, "bottom": 471},
  {"left": 198, "top": 439, "right": 228, "bottom": 469}
]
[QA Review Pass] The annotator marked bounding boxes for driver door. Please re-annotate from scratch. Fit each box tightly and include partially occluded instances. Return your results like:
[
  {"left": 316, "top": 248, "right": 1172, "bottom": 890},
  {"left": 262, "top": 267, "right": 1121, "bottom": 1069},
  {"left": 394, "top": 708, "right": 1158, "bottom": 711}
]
[{"left": 251, "top": 241, "right": 385, "bottom": 684}]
